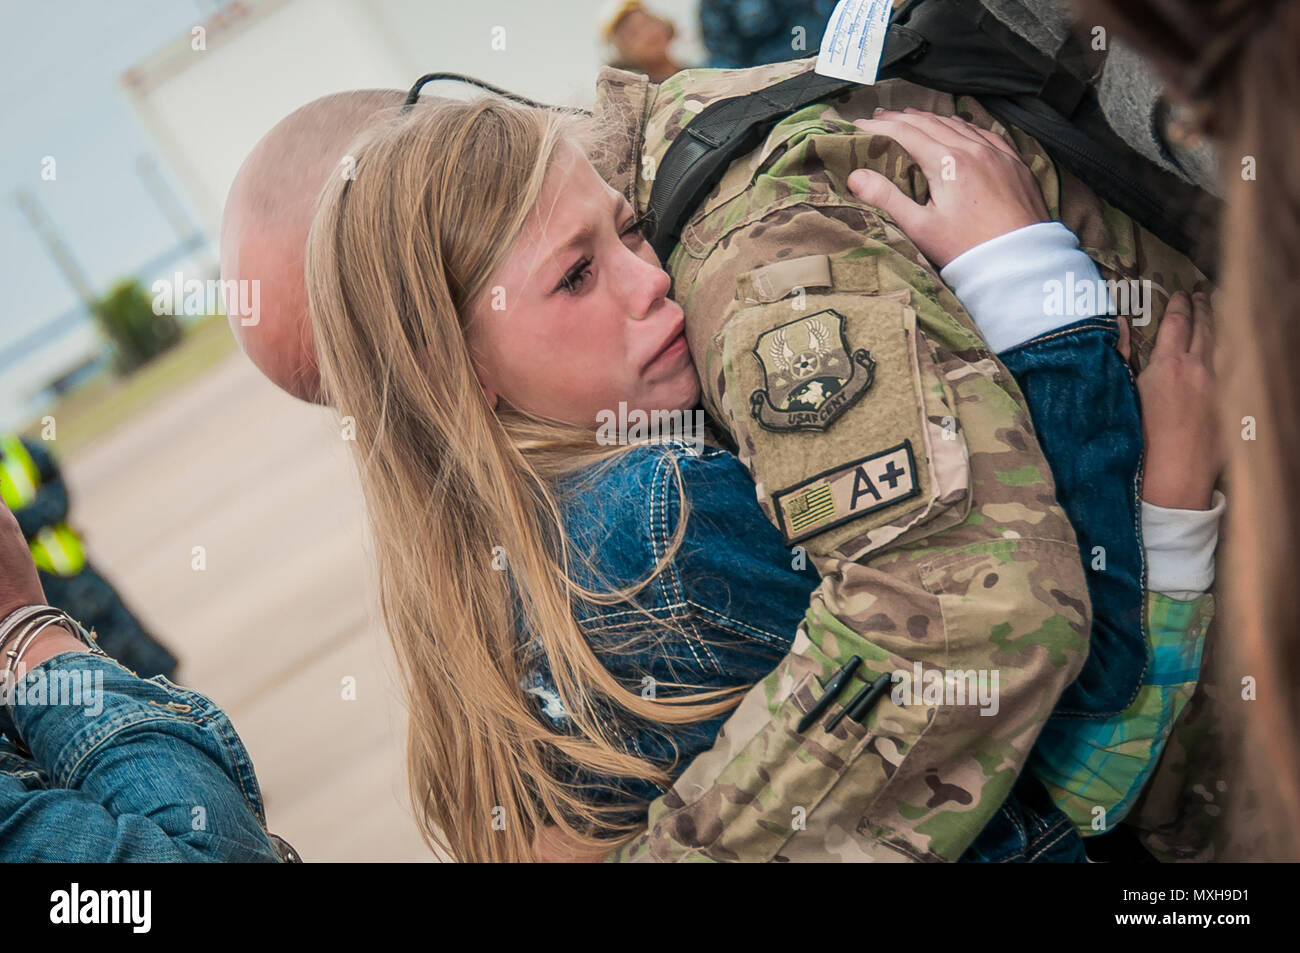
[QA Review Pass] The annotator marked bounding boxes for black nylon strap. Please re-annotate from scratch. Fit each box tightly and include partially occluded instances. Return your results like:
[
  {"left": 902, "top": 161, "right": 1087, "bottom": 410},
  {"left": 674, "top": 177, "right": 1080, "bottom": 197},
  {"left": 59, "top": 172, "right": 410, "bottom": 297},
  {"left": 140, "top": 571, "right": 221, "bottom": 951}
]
[
  {"left": 647, "top": 28, "right": 927, "bottom": 261},
  {"left": 647, "top": 71, "right": 854, "bottom": 260}
]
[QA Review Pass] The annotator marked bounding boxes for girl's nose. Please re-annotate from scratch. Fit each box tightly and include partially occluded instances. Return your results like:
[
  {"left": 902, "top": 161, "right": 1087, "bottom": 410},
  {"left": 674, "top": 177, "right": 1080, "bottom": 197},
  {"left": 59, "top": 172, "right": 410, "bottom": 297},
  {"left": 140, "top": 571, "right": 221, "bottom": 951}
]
[{"left": 623, "top": 248, "right": 671, "bottom": 321}]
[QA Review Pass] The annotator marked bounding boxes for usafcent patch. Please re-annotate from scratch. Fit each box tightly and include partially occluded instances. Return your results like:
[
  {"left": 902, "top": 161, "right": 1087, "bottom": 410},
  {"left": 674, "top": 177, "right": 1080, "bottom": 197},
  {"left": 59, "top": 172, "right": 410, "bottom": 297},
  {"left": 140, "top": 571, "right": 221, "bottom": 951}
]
[
  {"left": 748, "top": 308, "right": 876, "bottom": 432},
  {"left": 773, "top": 440, "right": 920, "bottom": 544}
]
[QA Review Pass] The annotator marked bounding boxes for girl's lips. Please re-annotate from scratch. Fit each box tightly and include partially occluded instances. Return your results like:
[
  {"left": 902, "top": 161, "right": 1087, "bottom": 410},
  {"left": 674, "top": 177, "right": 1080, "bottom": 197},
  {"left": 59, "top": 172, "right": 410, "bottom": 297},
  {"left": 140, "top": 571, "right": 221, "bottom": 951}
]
[{"left": 645, "top": 328, "right": 688, "bottom": 371}]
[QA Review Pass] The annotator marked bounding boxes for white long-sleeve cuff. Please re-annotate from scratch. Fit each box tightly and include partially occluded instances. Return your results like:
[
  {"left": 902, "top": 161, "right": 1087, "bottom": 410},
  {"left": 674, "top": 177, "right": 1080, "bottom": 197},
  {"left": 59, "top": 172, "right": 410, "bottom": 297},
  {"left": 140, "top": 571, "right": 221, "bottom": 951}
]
[
  {"left": 1142, "top": 490, "right": 1226, "bottom": 600},
  {"left": 939, "top": 221, "right": 1105, "bottom": 354}
]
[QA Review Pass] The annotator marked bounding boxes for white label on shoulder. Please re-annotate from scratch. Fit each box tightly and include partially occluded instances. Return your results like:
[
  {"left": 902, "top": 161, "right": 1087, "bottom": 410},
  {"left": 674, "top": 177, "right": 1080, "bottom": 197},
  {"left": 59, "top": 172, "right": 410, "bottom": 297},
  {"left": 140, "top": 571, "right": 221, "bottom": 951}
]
[{"left": 815, "top": 0, "right": 893, "bottom": 86}]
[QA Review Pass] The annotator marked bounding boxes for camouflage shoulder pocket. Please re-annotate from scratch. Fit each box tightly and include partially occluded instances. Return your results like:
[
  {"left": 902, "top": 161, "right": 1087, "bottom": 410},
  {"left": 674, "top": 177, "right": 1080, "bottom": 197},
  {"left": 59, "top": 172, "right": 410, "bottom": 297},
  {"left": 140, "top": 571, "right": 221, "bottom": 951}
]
[
  {"left": 717, "top": 252, "right": 972, "bottom": 562},
  {"left": 618, "top": 634, "right": 930, "bottom": 863}
]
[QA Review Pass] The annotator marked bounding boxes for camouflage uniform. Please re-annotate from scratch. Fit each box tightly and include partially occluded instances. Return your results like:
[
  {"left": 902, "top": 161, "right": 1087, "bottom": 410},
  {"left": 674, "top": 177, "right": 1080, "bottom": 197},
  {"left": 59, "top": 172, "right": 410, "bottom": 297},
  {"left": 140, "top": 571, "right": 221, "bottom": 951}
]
[{"left": 586, "top": 55, "right": 1212, "bottom": 862}]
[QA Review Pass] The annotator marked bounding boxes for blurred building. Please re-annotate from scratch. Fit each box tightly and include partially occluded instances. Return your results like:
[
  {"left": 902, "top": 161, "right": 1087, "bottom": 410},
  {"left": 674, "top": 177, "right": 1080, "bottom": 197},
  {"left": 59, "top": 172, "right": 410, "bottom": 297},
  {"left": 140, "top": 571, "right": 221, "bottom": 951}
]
[
  {"left": 118, "top": 0, "right": 706, "bottom": 235},
  {"left": 4, "top": 0, "right": 707, "bottom": 430}
]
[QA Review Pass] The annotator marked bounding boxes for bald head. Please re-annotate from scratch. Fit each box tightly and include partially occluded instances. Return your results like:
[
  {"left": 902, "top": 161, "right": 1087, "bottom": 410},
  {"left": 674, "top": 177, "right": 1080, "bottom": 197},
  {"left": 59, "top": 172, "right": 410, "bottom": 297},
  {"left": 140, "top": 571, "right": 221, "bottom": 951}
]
[{"left": 221, "top": 90, "right": 406, "bottom": 403}]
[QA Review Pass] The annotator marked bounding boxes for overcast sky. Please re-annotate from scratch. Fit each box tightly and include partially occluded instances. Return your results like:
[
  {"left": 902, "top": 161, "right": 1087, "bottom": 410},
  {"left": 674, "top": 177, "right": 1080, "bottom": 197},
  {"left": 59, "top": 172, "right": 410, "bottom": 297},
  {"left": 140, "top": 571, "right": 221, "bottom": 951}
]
[
  {"left": 0, "top": 1, "right": 218, "bottom": 366},
  {"left": 0, "top": 0, "right": 709, "bottom": 427}
]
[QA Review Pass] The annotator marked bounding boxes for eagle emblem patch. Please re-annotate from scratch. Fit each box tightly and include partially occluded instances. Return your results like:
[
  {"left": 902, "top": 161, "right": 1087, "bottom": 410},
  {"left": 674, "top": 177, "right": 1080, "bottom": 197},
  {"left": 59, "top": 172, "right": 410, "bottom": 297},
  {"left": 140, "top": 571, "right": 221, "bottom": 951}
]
[{"left": 748, "top": 308, "right": 875, "bottom": 433}]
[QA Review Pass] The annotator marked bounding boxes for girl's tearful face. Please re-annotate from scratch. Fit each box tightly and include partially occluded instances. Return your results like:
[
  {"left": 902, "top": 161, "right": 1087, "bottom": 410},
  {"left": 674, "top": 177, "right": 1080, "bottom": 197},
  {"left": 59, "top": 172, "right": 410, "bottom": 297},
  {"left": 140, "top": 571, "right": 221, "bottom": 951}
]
[{"left": 466, "top": 142, "right": 699, "bottom": 426}]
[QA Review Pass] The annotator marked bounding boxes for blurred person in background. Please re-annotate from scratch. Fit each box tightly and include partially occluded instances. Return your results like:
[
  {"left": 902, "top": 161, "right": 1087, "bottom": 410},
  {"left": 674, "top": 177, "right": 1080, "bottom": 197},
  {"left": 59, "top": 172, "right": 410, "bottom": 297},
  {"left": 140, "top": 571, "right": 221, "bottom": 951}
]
[
  {"left": 599, "top": 0, "right": 685, "bottom": 81},
  {"left": 0, "top": 434, "right": 178, "bottom": 680},
  {"left": 1079, "top": 0, "right": 1300, "bottom": 860},
  {"left": 699, "top": 0, "right": 839, "bottom": 68}
]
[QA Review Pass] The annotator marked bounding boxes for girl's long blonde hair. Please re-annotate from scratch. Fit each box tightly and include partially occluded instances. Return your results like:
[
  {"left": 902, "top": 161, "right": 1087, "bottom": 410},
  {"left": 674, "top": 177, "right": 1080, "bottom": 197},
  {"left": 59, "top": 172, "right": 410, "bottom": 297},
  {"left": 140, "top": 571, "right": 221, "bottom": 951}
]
[{"left": 305, "top": 96, "right": 742, "bottom": 862}]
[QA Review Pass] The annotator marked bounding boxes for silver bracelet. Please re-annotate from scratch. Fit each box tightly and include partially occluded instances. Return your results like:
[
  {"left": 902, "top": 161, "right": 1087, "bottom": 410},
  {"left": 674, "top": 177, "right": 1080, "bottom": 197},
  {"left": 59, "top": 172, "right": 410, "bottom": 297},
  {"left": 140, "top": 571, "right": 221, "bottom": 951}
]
[
  {"left": 7, "top": 616, "right": 71, "bottom": 675},
  {"left": 0, "top": 607, "right": 61, "bottom": 663},
  {"left": 1, "top": 609, "right": 61, "bottom": 704},
  {"left": 0, "top": 605, "right": 58, "bottom": 652},
  {"left": 0, "top": 605, "right": 101, "bottom": 685}
]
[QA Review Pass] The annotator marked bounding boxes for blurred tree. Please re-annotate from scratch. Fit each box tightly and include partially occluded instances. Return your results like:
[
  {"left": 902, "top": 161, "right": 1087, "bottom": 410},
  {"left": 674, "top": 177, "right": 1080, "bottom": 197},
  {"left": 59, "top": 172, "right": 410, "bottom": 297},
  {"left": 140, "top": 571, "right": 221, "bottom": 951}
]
[{"left": 93, "top": 278, "right": 181, "bottom": 374}]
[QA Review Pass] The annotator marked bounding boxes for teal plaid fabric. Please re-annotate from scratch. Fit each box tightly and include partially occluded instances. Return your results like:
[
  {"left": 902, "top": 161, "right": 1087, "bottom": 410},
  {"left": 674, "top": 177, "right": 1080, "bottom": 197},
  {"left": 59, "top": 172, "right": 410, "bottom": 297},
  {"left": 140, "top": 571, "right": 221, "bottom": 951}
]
[{"left": 1028, "top": 591, "right": 1213, "bottom": 834}]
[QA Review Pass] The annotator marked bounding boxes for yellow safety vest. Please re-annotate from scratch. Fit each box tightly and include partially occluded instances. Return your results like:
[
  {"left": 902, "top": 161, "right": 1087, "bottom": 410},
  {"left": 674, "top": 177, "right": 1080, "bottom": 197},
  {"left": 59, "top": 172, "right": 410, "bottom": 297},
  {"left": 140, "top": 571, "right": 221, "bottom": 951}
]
[
  {"left": 0, "top": 434, "right": 38, "bottom": 508},
  {"left": 0, "top": 435, "right": 87, "bottom": 578}
]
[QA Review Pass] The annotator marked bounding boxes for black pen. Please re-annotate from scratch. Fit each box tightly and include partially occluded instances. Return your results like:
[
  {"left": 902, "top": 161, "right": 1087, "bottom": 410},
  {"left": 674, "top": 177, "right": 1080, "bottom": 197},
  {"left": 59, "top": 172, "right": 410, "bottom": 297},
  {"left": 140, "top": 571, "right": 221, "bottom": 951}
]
[
  {"left": 826, "top": 671, "right": 894, "bottom": 732},
  {"left": 796, "top": 655, "right": 862, "bottom": 733}
]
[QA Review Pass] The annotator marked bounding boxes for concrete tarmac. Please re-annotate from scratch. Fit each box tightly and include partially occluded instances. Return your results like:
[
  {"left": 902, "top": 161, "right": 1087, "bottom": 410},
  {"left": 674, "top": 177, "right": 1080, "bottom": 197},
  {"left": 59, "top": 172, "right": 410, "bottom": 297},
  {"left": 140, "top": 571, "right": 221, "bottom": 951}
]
[{"left": 62, "top": 353, "right": 442, "bottom": 862}]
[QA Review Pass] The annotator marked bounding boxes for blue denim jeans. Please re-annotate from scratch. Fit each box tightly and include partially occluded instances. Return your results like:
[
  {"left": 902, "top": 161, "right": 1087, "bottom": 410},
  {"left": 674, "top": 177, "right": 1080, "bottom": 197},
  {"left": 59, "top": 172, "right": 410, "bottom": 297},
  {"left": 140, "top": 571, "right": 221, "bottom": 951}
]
[
  {"left": 960, "top": 773, "right": 1088, "bottom": 862},
  {"left": 0, "top": 651, "right": 282, "bottom": 861}
]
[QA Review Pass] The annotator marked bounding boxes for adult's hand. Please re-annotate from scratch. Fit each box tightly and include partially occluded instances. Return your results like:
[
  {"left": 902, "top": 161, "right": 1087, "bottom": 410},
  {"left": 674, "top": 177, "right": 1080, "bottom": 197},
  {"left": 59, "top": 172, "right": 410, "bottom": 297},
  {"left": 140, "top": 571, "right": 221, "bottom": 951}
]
[
  {"left": 0, "top": 505, "right": 45, "bottom": 621},
  {"left": 0, "top": 504, "right": 85, "bottom": 667},
  {"left": 847, "top": 107, "right": 1050, "bottom": 268}
]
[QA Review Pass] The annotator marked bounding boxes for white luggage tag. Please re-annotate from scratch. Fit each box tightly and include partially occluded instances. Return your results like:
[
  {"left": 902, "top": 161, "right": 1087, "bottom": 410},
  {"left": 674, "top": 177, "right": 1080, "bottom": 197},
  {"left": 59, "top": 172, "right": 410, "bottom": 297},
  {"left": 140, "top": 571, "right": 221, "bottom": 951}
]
[{"left": 815, "top": 0, "right": 893, "bottom": 86}]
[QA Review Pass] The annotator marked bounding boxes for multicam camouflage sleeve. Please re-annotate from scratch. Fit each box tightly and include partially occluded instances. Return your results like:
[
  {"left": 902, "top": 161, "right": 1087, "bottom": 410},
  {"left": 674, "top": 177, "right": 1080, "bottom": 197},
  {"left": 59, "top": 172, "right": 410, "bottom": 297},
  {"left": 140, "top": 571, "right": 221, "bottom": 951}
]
[{"left": 587, "top": 57, "right": 1213, "bottom": 862}]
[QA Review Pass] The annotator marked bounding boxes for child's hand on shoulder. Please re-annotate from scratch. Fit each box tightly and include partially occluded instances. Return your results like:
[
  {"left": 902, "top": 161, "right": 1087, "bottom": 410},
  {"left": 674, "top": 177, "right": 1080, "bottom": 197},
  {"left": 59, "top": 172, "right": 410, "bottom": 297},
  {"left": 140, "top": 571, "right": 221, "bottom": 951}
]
[{"left": 1123, "top": 290, "right": 1221, "bottom": 510}]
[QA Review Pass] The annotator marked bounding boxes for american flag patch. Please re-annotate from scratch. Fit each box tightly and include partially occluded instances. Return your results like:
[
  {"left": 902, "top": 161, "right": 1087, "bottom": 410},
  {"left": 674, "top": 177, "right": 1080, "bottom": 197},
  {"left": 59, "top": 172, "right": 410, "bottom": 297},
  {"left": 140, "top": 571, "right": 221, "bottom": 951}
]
[
  {"left": 772, "top": 440, "right": 920, "bottom": 544},
  {"left": 786, "top": 484, "right": 836, "bottom": 532}
]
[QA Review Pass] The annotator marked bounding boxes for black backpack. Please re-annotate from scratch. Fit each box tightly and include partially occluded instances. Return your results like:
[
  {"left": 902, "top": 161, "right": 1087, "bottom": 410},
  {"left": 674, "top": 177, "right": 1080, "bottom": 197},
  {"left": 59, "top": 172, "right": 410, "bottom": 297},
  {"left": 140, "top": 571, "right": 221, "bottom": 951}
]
[
  {"left": 640, "top": 0, "right": 1220, "bottom": 277},
  {"left": 403, "top": 0, "right": 1220, "bottom": 277}
]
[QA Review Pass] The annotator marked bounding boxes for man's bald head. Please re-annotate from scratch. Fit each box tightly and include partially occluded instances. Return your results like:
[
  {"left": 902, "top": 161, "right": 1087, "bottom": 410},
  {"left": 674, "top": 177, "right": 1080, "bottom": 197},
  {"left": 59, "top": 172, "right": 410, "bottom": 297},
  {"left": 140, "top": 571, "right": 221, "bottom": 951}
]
[{"left": 221, "top": 90, "right": 406, "bottom": 402}]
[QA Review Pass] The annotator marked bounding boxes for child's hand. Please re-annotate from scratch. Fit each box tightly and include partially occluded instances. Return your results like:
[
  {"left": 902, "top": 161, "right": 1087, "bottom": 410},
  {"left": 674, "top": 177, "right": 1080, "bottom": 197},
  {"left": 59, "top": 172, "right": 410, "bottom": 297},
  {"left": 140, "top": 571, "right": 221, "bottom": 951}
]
[
  {"left": 1129, "top": 291, "right": 1221, "bottom": 510},
  {"left": 846, "top": 108, "right": 1050, "bottom": 268}
]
